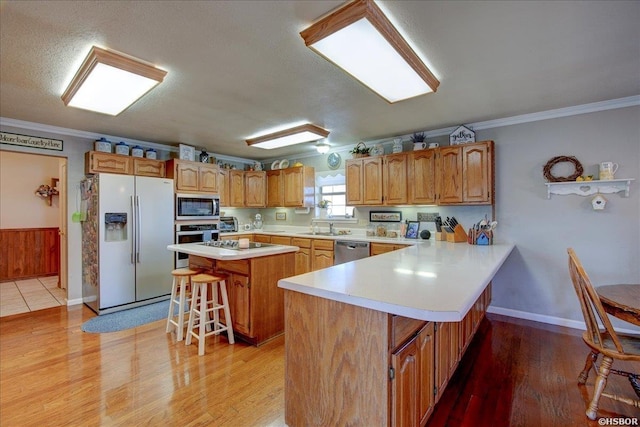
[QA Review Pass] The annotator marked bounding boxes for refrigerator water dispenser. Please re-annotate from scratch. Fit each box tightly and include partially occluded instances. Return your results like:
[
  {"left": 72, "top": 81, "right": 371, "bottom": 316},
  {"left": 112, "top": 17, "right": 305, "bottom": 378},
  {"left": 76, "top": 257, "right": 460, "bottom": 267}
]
[{"left": 105, "top": 212, "right": 127, "bottom": 242}]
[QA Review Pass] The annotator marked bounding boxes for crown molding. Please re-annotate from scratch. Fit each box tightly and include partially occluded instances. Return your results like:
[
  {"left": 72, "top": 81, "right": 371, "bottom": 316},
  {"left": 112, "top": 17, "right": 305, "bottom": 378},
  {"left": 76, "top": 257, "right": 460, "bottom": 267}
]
[{"left": 0, "top": 117, "right": 255, "bottom": 164}]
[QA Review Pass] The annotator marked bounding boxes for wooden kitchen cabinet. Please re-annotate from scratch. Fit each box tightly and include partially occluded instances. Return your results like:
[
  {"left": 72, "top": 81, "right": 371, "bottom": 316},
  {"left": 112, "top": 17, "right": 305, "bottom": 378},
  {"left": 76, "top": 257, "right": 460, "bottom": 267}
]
[
  {"left": 245, "top": 171, "right": 266, "bottom": 207},
  {"left": 166, "top": 159, "right": 218, "bottom": 193},
  {"left": 85, "top": 151, "right": 132, "bottom": 175},
  {"left": 270, "top": 236, "right": 291, "bottom": 246},
  {"left": 218, "top": 168, "right": 229, "bottom": 207},
  {"left": 311, "top": 239, "right": 334, "bottom": 270},
  {"left": 267, "top": 167, "right": 315, "bottom": 207},
  {"left": 266, "top": 170, "right": 283, "bottom": 207},
  {"left": 370, "top": 243, "right": 410, "bottom": 256},
  {"left": 253, "top": 234, "right": 271, "bottom": 243},
  {"left": 208, "top": 251, "right": 294, "bottom": 346},
  {"left": 438, "top": 141, "right": 494, "bottom": 205},
  {"left": 291, "top": 237, "right": 311, "bottom": 275},
  {"left": 408, "top": 149, "right": 437, "bottom": 205},
  {"left": 390, "top": 322, "right": 435, "bottom": 427},
  {"left": 345, "top": 157, "right": 383, "bottom": 205},
  {"left": 383, "top": 153, "right": 408, "bottom": 205},
  {"left": 229, "top": 170, "right": 245, "bottom": 207},
  {"left": 132, "top": 158, "right": 165, "bottom": 177}
]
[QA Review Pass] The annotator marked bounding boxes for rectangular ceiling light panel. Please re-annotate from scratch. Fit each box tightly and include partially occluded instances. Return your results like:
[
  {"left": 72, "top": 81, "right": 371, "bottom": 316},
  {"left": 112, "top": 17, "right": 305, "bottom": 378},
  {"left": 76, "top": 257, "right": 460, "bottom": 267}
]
[
  {"left": 61, "top": 47, "right": 167, "bottom": 116},
  {"left": 301, "top": 0, "right": 439, "bottom": 103},
  {"left": 246, "top": 124, "right": 330, "bottom": 149}
]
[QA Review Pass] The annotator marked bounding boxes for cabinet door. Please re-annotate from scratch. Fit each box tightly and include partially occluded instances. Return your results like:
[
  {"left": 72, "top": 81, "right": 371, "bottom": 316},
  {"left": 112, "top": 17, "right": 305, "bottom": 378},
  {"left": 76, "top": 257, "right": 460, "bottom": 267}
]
[
  {"left": 227, "top": 273, "right": 251, "bottom": 336},
  {"left": 345, "top": 159, "right": 363, "bottom": 205},
  {"left": 363, "top": 157, "right": 383, "bottom": 205},
  {"left": 283, "top": 167, "right": 303, "bottom": 207},
  {"left": 266, "top": 170, "right": 283, "bottom": 207},
  {"left": 245, "top": 172, "right": 266, "bottom": 207},
  {"left": 462, "top": 143, "right": 492, "bottom": 204},
  {"left": 85, "top": 152, "right": 132, "bottom": 175},
  {"left": 438, "top": 147, "right": 462, "bottom": 204},
  {"left": 418, "top": 323, "right": 435, "bottom": 425},
  {"left": 435, "top": 322, "right": 450, "bottom": 400},
  {"left": 384, "top": 153, "right": 408, "bottom": 205},
  {"left": 408, "top": 150, "right": 437, "bottom": 205},
  {"left": 218, "top": 169, "right": 229, "bottom": 207},
  {"left": 132, "top": 158, "right": 165, "bottom": 177},
  {"left": 175, "top": 162, "right": 200, "bottom": 192},
  {"left": 370, "top": 243, "right": 396, "bottom": 256},
  {"left": 229, "top": 170, "right": 245, "bottom": 207},
  {"left": 295, "top": 247, "right": 311, "bottom": 275},
  {"left": 312, "top": 249, "right": 333, "bottom": 270},
  {"left": 199, "top": 165, "right": 218, "bottom": 193},
  {"left": 391, "top": 335, "right": 419, "bottom": 427}
]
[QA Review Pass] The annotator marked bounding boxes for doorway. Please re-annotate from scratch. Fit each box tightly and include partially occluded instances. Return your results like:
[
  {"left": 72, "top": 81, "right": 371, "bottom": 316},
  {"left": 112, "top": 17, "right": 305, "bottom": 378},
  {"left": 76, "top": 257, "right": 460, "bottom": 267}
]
[{"left": 0, "top": 150, "right": 68, "bottom": 317}]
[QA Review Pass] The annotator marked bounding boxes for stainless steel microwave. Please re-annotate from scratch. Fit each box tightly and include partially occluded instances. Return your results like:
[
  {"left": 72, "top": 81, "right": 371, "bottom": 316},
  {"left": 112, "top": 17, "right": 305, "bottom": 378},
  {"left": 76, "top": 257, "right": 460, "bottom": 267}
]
[{"left": 175, "top": 193, "right": 220, "bottom": 221}]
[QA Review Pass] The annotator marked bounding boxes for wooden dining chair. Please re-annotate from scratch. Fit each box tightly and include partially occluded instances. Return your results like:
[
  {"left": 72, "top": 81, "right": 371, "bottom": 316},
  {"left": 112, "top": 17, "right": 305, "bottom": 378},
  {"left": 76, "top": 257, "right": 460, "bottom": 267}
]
[{"left": 567, "top": 248, "right": 640, "bottom": 420}]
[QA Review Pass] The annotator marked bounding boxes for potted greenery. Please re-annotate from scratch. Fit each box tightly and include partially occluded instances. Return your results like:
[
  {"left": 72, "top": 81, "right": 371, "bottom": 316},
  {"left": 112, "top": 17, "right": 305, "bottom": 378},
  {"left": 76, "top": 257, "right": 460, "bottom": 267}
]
[
  {"left": 318, "top": 199, "right": 332, "bottom": 218},
  {"left": 350, "top": 142, "right": 371, "bottom": 158},
  {"left": 410, "top": 132, "right": 427, "bottom": 150}
]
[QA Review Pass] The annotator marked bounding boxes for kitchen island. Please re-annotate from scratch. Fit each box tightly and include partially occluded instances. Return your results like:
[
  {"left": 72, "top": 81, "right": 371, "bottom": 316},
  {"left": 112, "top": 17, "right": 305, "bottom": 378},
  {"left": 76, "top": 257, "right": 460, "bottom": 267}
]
[
  {"left": 168, "top": 241, "right": 299, "bottom": 345},
  {"left": 278, "top": 241, "right": 514, "bottom": 426}
]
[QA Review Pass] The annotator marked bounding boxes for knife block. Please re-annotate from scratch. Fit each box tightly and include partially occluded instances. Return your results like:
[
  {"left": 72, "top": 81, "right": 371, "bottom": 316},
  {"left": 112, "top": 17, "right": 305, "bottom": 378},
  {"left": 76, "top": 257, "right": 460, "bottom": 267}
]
[
  {"left": 446, "top": 224, "right": 468, "bottom": 243},
  {"left": 435, "top": 231, "right": 446, "bottom": 241}
]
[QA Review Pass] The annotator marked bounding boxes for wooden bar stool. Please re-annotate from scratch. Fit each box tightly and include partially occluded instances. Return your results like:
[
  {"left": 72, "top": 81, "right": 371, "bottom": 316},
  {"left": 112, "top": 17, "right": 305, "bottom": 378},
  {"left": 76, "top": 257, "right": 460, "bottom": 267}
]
[
  {"left": 185, "top": 273, "right": 235, "bottom": 355},
  {"left": 166, "top": 268, "right": 200, "bottom": 341}
]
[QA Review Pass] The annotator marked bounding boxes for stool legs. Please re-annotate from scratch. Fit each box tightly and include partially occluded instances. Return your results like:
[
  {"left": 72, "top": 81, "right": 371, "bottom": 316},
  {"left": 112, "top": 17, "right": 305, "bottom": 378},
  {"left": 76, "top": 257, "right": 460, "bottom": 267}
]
[
  {"left": 166, "top": 275, "right": 190, "bottom": 341},
  {"left": 186, "top": 275, "right": 234, "bottom": 355}
]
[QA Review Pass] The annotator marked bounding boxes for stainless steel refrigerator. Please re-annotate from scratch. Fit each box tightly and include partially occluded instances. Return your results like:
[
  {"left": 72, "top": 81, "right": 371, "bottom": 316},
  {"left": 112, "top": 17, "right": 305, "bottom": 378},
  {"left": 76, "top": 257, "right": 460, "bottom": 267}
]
[{"left": 82, "top": 173, "right": 174, "bottom": 314}]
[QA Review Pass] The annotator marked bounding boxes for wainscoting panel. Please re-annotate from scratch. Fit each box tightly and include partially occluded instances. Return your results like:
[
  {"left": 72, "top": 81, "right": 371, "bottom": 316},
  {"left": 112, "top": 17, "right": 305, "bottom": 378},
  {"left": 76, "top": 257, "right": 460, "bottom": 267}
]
[{"left": 0, "top": 228, "right": 59, "bottom": 281}]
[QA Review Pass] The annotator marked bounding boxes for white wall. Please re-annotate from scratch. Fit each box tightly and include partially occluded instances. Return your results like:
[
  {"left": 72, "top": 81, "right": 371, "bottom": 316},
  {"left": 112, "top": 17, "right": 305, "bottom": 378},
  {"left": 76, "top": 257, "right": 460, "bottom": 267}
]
[{"left": 0, "top": 151, "right": 61, "bottom": 228}]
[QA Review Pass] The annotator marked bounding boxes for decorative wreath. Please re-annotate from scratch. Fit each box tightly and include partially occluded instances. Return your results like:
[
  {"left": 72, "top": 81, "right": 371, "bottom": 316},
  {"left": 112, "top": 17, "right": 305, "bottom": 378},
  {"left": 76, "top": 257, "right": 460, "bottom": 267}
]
[{"left": 543, "top": 155, "right": 584, "bottom": 182}]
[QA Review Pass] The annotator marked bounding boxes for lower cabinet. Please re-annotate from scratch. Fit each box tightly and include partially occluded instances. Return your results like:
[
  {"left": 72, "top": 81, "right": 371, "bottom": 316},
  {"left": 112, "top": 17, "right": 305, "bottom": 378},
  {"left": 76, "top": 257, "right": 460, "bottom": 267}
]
[
  {"left": 370, "top": 242, "right": 410, "bottom": 256},
  {"left": 391, "top": 322, "right": 435, "bottom": 427},
  {"left": 291, "top": 237, "right": 312, "bottom": 275},
  {"left": 226, "top": 272, "right": 251, "bottom": 336},
  {"left": 312, "top": 239, "right": 334, "bottom": 270}
]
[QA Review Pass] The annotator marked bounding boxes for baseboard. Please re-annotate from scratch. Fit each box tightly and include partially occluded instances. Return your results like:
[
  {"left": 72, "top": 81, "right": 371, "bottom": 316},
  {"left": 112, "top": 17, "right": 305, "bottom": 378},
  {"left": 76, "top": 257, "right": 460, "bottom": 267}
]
[
  {"left": 487, "top": 305, "right": 640, "bottom": 335},
  {"left": 66, "top": 298, "right": 83, "bottom": 306}
]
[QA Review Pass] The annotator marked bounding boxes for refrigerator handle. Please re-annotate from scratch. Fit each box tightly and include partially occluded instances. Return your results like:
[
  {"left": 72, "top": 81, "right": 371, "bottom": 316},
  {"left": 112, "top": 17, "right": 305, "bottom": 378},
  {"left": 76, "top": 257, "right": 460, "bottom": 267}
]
[
  {"left": 136, "top": 195, "right": 141, "bottom": 263},
  {"left": 130, "top": 196, "right": 135, "bottom": 264}
]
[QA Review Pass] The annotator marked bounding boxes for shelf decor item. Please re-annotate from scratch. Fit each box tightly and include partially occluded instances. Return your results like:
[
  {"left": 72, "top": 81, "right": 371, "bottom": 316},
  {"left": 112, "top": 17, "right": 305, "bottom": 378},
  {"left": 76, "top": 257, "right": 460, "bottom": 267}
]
[
  {"left": 179, "top": 144, "right": 195, "bottom": 161},
  {"left": 450, "top": 125, "right": 476, "bottom": 145},
  {"left": 405, "top": 221, "right": 420, "bottom": 239},
  {"left": 543, "top": 155, "right": 583, "bottom": 182},
  {"left": 350, "top": 142, "right": 371, "bottom": 158}
]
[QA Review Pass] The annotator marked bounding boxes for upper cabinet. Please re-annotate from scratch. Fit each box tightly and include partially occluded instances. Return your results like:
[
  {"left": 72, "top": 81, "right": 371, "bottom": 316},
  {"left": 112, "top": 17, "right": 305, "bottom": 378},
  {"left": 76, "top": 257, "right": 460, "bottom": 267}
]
[
  {"left": 218, "top": 168, "right": 229, "bottom": 207},
  {"left": 438, "top": 141, "right": 494, "bottom": 205},
  {"left": 345, "top": 140, "right": 494, "bottom": 207},
  {"left": 85, "top": 151, "right": 165, "bottom": 177},
  {"left": 166, "top": 159, "right": 218, "bottom": 193},
  {"left": 245, "top": 171, "right": 266, "bottom": 207},
  {"left": 346, "top": 157, "right": 383, "bottom": 205},
  {"left": 266, "top": 166, "right": 315, "bottom": 208},
  {"left": 229, "top": 170, "right": 246, "bottom": 207}
]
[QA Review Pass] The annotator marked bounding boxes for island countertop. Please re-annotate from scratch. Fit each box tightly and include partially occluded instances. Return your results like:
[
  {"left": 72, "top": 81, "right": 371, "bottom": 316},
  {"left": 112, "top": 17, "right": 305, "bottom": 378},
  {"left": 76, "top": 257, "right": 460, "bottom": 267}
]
[
  {"left": 278, "top": 241, "right": 515, "bottom": 322},
  {"left": 167, "top": 242, "right": 299, "bottom": 261}
]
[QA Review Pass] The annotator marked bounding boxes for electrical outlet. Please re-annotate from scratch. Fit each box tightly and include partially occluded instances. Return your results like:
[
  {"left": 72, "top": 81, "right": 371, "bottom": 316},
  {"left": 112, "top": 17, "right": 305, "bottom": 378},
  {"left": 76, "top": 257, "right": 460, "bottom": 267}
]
[{"left": 417, "top": 212, "right": 439, "bottom": 222}]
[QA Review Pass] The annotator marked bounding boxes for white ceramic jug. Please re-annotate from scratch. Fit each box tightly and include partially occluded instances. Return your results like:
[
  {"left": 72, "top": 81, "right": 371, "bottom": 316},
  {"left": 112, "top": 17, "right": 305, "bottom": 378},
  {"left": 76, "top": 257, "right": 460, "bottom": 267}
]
[
  {"left": 413, "top": 142, "right": 427, "bottom": 151},
  {"left": 599, "top": 162, "right": 619, "bottom": 180}
]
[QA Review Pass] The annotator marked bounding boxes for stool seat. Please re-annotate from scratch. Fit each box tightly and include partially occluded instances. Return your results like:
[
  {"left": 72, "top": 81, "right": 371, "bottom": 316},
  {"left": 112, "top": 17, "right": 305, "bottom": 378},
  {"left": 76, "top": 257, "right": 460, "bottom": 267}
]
[
  {"left": 186, "top": 272, "right": 234, "bottom": 355},
  {"left": 166, "top": 268, "right": 201, "bottom": 341}
]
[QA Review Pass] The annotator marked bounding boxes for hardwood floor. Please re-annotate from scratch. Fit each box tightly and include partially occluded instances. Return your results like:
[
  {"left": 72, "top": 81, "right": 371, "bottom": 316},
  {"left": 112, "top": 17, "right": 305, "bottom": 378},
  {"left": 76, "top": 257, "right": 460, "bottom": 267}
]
[{"left": 1, "top": 307, "right": 637, "bottom": 426}]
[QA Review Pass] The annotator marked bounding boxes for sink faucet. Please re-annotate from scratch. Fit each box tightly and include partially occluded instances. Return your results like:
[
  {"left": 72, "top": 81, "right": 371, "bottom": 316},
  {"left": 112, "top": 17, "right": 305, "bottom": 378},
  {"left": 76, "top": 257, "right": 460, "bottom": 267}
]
[{"left": 329, "top": 223, "right": 334, "bottom": 235}]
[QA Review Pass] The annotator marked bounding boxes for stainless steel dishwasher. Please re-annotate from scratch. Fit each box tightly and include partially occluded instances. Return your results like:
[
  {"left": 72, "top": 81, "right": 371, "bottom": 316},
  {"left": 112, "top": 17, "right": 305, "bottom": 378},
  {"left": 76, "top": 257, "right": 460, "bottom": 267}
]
[{"left": 334, "top": 240, "right": 370, "bottom": 265}]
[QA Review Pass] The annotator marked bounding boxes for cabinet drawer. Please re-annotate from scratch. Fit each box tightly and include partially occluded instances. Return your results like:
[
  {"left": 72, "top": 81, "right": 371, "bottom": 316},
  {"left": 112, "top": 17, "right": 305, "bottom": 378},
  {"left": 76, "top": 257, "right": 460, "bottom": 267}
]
[
  {"left": 216, "top": 259, "right": 250, "bottom": 275},
  {"left": 133, "top": 158, "right": 165, "bottom": 177},
  {"left": 291, "top": 237, "right": 311, "bottom": 248},
  {"left": 271, "top": 236, "right": 292, "bottom": 245},
  {"left": 312, "top": 239, "right": 334, "bottom": 250},
  {"left": 189, "top": 255, "right": 215, "bottom": 271},
  {"left": 253, "top": 234, "right": 271, "bottom": 243},
  {"left": 389, "top": 315, "right": 427, "bottom": 350}
]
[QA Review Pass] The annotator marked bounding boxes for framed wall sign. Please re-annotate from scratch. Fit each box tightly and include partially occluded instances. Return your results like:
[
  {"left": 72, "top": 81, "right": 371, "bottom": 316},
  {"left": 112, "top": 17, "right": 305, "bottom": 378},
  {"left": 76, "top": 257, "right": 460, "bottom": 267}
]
[
  {"left": 179, "top": 144, "right": 195, "bottom": 161},
  {"left": 1, "top": 131, "right": 63, "bottom": 151},
  {"left": 449, "top": 125, "right": 476, "bottom": 145},
  {"left": 369, "top": 211, "right": 402, "bottom": 222}
]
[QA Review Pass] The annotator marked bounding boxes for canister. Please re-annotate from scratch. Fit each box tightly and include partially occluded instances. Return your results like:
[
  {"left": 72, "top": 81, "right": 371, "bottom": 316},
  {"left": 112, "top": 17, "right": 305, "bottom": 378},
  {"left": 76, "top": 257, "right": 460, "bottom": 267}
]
[
  {"left": 115, "top": 142, "right": 129, "bottom": 155},
  {"left": 131, "top": 145, "right": 144, "bottom": 157},
  {"left": 94, "top": 137, "right": 112, "bottom": 153},
  {"left": 145, "top": 149, "right": 157, "bottom": 159}
]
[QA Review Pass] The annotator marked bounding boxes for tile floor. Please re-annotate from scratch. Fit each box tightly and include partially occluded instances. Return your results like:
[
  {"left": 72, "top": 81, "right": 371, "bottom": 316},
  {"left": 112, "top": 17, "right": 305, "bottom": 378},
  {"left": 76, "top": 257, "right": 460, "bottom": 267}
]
[{"left": 0, "top": 276, "right": 65, "bottom": 317}]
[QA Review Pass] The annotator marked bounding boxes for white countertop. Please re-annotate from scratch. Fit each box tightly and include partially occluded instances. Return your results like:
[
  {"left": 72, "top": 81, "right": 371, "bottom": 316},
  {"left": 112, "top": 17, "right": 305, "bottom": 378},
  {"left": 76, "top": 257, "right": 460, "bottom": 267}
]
[
  {"left": 220, "top": 228, "right": 421, "bottom": 245},
  {"left": 167, "top": 242, "right": 299, "bottom": 260},
  {"left": 278, "top": 241, "right": 515, "bottom": 322}
]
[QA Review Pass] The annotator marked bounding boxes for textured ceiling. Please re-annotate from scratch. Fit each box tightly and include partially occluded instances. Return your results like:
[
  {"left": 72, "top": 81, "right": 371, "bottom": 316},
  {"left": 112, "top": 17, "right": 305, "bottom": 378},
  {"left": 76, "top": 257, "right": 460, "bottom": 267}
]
[{"left": 1, "top": 1, "right": 639, "bottom": 160}]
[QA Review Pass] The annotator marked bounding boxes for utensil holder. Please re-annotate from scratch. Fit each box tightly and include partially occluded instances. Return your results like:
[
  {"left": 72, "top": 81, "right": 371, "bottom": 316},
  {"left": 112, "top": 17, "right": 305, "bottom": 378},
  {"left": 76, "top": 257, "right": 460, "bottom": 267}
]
[{"left": 446, "top": 224, "right": 468, "bottom": 243}]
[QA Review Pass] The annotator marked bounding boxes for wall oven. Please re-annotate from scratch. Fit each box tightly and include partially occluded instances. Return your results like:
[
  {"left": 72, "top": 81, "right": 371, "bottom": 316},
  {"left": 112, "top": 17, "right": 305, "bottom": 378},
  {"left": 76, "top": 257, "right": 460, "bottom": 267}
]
[
  {"left": 175, "top": 223, "right": 219, "bottom": 268},
  {"left": 175, "top": 193, "right": 220, "bottom": 221}
]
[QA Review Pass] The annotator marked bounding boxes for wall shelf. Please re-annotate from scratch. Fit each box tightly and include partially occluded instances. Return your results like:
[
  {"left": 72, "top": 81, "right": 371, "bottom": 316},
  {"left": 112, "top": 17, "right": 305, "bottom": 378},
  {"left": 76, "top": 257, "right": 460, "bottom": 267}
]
[{"left": 545, "top": 178, "right": 634, "bottom": 199}]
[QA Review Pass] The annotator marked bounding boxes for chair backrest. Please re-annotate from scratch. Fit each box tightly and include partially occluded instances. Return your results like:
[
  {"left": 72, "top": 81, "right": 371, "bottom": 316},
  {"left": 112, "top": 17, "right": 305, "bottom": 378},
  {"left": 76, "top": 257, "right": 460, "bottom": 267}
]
[{"left": 567, "top": 248, "right": 624, "bottom": 353}]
